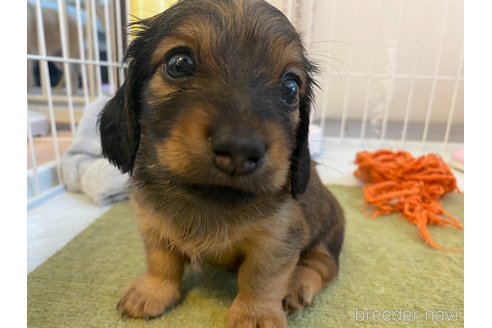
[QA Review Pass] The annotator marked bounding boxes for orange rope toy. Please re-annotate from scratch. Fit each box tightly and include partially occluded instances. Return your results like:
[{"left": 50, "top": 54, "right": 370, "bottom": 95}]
[{"left": 354, "top": 150, "right": 463, "bottom": 249}]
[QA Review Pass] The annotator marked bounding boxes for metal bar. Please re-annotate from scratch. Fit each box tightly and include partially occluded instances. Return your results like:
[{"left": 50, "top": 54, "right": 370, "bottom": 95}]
[
  {"left": 33, "top": 4, "right": 48, "bottom": 100},
  {"left": 400, "top": 1, "right": 428, "bottom": 144},
  {"left": 380, "top": 0, "right": 405, "bottom": 141},
  {"left": 34, "top": 0, "right": 62, "bottom": 182},
  {"left": 360, "top": 0, "right": 382, "bottom": 140},
  {"left": 103, "top": 0, "right": 116, "bottom": 93},
  {"left": 28, "top": 93, "right": 88, "bottom": 103},
  {"left": 339, "top": 0, "right": 360, "bottom": 140},
  {"left": 126, "top": 0, "right": 131, "bottom": 45},
  {"left": 57, "top": 0, "right": 76, "bottom": 135},
  {"left": 27, "top": 110, "right": 41, "bottom": 197},
  {"left": 90, "top": 0, "right": 103, "bottom": 96},
  {"left": 115, "top": 0, "right": 126, "bottom": 86},
  {"left": 305, "top": 0, "right": 316, "bottom": 47},
  {"left": 443, "top": 47, "right": 464, "bottom": 146},
  {"left": 421, "top": 0, "right": 451, "bottom": 144},
  {"left": 286, "top": 0, "right": 294, "bottom": 22},
  {"left": 26, "top": 54, "right": 126, "bottom": 68},
  {"left": 319, "top": 0, "right": 338, "bottom": 138},
  {"left": 75, "top": 0, "right": 90, "bottom": 106},
  {"left": 84, "top": 0, "right": 96, "bottom": 98}
]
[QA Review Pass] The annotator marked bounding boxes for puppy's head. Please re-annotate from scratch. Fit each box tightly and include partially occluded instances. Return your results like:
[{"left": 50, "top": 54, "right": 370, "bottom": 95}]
[{"left": 99, "top": 0, "right": 316, "bottom": 199}]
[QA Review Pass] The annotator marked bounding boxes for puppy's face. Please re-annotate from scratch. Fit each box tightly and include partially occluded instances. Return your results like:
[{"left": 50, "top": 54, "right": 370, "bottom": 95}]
[{"left": 100, "top": 0, "right": 315, "bottom": 199}]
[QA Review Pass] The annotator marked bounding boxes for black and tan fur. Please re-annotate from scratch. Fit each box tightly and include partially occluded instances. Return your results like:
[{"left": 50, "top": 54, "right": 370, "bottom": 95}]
[{"left": 99, "top": 0, "right": 344, "bottom": 327}]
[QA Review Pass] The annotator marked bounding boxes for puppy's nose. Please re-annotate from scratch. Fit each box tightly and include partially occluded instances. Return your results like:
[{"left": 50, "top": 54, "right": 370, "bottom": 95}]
[{"left": 211, "top": 133, "right": 266, "bottom": 176}]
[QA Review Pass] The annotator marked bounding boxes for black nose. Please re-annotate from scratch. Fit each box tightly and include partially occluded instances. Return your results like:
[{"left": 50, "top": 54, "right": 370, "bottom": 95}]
[{"left": 211, "top": 132, "right": 266, "bottom": 176}]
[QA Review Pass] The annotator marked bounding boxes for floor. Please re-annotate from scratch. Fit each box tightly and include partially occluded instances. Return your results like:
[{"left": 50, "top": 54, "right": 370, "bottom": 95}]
[
  {"left": 27, "top": 139, "right": 464, "bottom": 273},
  {"left": 27, "top": 192, "right": 110, "bottom": 273}
]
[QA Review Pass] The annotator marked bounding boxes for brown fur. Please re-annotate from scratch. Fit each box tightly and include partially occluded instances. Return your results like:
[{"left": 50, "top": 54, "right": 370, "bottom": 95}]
[{"left": 99, "top": 1, "right": 345, "bottom": 327}]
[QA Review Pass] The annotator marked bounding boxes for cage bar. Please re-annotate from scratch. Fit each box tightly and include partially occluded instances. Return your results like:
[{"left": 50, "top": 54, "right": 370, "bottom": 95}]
[
  {"left": 421, "top": 0, "right": 451, "bottom": 144},
  {"left": 400, "top": 0, "right": 428, "bottom": 144},
  {"left": 319, "top": 0, "right": 338, "bottom": 139},
  {"left": 27, "top": 54, "right": 127, "bottom": 68},
  {"left": 90, "top": 0, "right": 103, "bottom": 96},
  {"left": 115, "top": 0, "right": 126, "bottom": 86},
  {"left": 27, "top": 111, "right": 41, "bottom": 197},
  {"left": 443, "top": 48, "right": 464, "bottom": 146},
  {"left": 339, "top": 0, "right": 360, "bottom": 140},
  {"left": 75, "top": 0, "right": 90, "bottom": 106},
  {"left": 380, "top": 0, "right": 405, "bottom": 141},
  {"left": 56, "top": 0, "right": 76, "bottom": 135},
  {"left": 360, "top": 0, "right": 382, "bottom": 140},
  {"left": 286, "top": 0, "right": 294, "bottom": 21},
  {"left": 34, "top": 0, "right": 62, "bottom": 182},
  {"left": 103, "top": 0, "right": 117, "bottom": 93},
  {"left": 305, "top": 0, "right": 316, "bottom": 46}
]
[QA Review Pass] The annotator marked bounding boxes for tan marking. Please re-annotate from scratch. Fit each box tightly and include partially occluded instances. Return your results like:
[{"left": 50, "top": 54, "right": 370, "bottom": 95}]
[
  {"left": 156, "top": 106, "right": 213, "bottom": 181},
  {"left": 262, "top": 121, "right": 293, "bottom": 190},
  {"left": 116, "top": 201, "right": 186, "bottom": 319},
  {"left": 284, "top": 243, "right": 339, "bottom": 313}
]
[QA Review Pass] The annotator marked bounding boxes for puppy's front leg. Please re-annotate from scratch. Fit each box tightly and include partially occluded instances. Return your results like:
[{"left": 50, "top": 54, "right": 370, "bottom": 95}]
[
  {"left": 117, "top": 204, "right": 185, "bottom": 320},
  {"left": 117, "top": 242, "right": 184, "bottom": 319},
  {"left": 226, "top": 244, "right": 298, "bottom": 328}
]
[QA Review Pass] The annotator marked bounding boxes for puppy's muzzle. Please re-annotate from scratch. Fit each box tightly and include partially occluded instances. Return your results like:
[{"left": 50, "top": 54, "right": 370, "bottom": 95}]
[{"left": 211, "top": 128, "right": 266, "bottom": 176}]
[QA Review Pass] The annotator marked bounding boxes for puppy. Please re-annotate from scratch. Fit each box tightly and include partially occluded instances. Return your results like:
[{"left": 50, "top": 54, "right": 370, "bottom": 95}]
[{"left": 99, "top": 0, "right": 344, "bottom": 326}]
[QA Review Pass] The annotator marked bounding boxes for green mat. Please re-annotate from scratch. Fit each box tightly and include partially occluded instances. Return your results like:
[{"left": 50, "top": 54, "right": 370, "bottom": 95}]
[{"left": 28, "top": 186, "right": 464, "bottom": 327}]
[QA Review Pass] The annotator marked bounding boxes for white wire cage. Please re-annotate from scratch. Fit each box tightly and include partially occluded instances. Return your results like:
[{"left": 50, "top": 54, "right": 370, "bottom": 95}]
[
  {"left": 26, "top": 0, "right": 464, "bottom": 206},
  {"left": 27, "top": 0, "right": 129, "bottom": 205}
]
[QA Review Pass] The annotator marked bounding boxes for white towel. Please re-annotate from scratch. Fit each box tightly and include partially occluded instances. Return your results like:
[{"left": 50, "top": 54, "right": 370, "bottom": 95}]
[{"left": 61, "top": 96, "right": 129, "bottom": 206}]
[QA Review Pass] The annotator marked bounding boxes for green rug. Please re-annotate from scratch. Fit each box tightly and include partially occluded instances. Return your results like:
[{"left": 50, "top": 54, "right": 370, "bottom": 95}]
[{"left": 28, "top": 186, "right": 464, "bottom": 327}]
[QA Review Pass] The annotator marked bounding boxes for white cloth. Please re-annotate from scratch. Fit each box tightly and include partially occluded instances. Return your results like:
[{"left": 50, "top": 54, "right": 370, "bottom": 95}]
[{"left": 61, "top": 96, "right": 129, "bottom": 206}]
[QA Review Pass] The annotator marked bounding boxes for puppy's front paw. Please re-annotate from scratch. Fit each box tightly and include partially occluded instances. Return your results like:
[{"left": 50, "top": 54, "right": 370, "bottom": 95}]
[
  {"left": 283, "top": 265, "right": 322, "bottom": 313},
  {"left": 117, "top": 274, "right": 180, "bottom": 319},
  {"left": 226, "top": 298, "right": 287, "bottom": 328}
]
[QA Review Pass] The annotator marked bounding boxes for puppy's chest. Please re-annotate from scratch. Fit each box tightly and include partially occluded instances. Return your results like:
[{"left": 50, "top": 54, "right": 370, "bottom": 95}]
[
  {"left": 149, "top": 208, "right": 248, "bottom": 268},
  {"left": 171, "top": 223, "right": 240, "bottom": 266},
  {"left": 133, "top": 195, "right": 295, "bottom": 268}
]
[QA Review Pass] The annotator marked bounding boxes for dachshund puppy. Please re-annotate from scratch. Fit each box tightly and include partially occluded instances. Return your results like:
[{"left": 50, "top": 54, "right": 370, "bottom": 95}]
[{"left": 99, "top": 0, "right": 344, "bottom": 326}]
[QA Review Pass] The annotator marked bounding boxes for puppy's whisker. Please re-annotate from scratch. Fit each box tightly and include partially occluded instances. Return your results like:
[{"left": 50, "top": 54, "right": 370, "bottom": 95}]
[
  {"left": 309, "top": 54, "right": 352, "bottom": 72},
  {"left": 314, "top": 163, "right": 346, "bottom": 176}
]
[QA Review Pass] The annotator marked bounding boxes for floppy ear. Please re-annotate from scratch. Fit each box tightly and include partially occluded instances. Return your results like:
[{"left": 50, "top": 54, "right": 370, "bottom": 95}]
[
  {"left": 98, "top": 16, "right": 155, "bottom": 174},
  {"left": 289, "top": 95, "right": 311, "bottom": 199},
  {"left": 290, "top": 61, "right": 316, "bottom": 199},
  {"left": 98, "top": 72, "right": 141, "bottom": 174}
]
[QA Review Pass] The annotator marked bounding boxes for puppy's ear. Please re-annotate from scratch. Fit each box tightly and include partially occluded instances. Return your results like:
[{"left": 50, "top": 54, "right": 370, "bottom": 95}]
[
  {"left": 98, "top": 72, "right": 141, "bottom": 174},
  {"left": 98, "top": 17, "right": 155, "bottom": 174},
  {"left": 290, "top": 97, "right": 311, "bottom": 198},
  {"left": 290, "top": 62, "right": 317, "bottom": 199}
]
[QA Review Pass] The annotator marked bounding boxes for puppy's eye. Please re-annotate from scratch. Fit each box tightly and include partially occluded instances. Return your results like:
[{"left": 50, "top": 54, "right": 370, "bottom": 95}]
[
  {"left": 280, "top": 75, "right": 300, "bottom": 106},
  {"left": 163, "top": 51, "right": 196, "bottom": 80}
]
